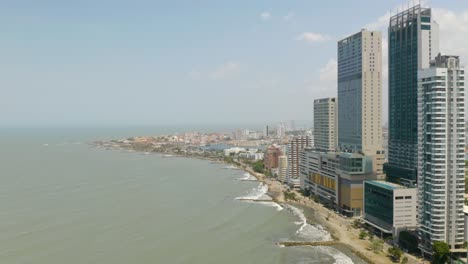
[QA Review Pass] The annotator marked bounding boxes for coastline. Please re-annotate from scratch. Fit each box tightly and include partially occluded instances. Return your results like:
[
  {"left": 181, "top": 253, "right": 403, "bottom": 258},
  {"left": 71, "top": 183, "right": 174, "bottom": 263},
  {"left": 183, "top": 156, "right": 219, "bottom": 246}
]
[{"left": 93, "top": 142, "right": 420, "bottom": 264}]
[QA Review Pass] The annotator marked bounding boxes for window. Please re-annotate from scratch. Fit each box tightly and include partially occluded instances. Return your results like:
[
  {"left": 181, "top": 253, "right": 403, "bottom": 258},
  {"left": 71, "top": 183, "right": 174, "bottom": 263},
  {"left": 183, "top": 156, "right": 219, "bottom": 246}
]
[
  {"left": 421, "top": 25, "right": 431, "bottom": 30},
  {"left": 421, "top": 16, "right": 431, "bottom": 23}
]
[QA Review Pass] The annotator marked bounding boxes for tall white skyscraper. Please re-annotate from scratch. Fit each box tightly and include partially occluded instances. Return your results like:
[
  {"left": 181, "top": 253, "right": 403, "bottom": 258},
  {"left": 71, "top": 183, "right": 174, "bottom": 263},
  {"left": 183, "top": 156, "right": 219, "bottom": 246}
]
[
  {"left": 314, "top": 97, "right": 338, "bottom": 151},
  {"left": 417, "top": 54, "right": 465, "bottom": 253},
  {"left": 338, "top": 29, "right": 384, "bottom": 177}
]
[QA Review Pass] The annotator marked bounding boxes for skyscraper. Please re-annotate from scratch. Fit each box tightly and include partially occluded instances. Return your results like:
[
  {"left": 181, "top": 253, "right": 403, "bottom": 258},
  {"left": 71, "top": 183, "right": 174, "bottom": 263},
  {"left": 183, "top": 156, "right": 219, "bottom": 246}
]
[
  {"left": 286, "top": 136, "right": 312, "bottom": 188},
  {"left": 385, "top": 5, "right": 439, "bottom": 185},
  {"left": 277, "top": 122, "right": 285, "bottom": 139},
  {"left": 263, "top": 125, "right": 269, "bottom": 138},
  {"left": 314, "top": 97, "right": 338, "bottom": 151},
  {"left": 278, "top": 155, "right": 288, "bottom": 183},
  {"left": 338, "top": 29, "right": 384, "bottom": 177},
  {"left": 264, "top": 145, "right": 282, "bottom": 170},
  {"left": 417, "top": 54, "right": 465, "bottom": 253}
]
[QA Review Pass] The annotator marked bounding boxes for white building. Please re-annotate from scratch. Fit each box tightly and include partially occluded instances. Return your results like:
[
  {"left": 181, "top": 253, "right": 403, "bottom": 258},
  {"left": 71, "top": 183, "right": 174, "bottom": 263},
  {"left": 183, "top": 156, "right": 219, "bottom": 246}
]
[
  {"left": 224, "top": 147, "right": 246, "bottom": 156},
  {"left": 277, "top": 123, "right": 286, "bottom": 139},
  {"left": 314, "top": 97, "right": 338, "bottom": 151},
  {"left": 286, "top": 136, "right": 312, "bottom": 188},
  {"left": 278, "top": 155, "right": 288, "bottom": 183},
  {"left": 417, "top": 54, "right": 465, "bottom": 252}
]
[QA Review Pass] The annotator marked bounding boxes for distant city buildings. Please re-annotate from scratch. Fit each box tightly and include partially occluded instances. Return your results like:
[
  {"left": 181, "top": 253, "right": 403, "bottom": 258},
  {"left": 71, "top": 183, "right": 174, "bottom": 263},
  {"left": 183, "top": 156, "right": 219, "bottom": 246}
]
[
  {"left": 263, "top": 125, "right": 269, "bottom": 138},
  {"left": 277, "top": 123, "right": 286, "bottom": 139},
  {"left": 285, "top": 120, "right": 296, "bottom": 132},
  {"left": 314, "top": 97, "right": 337, "bottom": 151}
]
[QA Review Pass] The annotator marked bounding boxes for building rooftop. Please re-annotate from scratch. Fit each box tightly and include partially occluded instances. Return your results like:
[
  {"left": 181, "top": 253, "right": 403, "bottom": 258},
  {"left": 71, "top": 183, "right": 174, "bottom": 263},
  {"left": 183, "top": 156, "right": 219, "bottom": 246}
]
[{"left": 366, "top": 180, "right": 408, "bottom": 190}]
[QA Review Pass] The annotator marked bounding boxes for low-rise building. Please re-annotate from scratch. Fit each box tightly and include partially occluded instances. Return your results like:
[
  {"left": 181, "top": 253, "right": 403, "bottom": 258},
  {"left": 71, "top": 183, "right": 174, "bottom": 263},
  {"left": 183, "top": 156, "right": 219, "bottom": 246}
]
[
  {"left": 363, "top": 180, "right": 417, "bottom": 238},
  {"left": 300, "top": 149, "right": 378, "bottom": 217},
  {"left": 300, "top": 150, "right": 339, "bottom": 208},
  {"left": 336, "top": 152, "right": 376, "bottom": 217},
  {"left": 224, "top": 147, "right": 246, "bottom": 156}
]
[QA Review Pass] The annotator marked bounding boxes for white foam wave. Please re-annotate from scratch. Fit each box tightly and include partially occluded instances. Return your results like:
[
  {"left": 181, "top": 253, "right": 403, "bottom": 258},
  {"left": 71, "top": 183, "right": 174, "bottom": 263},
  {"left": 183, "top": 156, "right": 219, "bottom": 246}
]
[
  {"left": 255, "top": 201, "right": 283, "bottom": 211},
  {"left": 315, "top": 246, "right": 354, "bottom": 264},
  {"left": 224, "top": 165, "right": 239, "bottom": 170},
  {"left": 284, "top": 205, "right": 332, "bottom": 241},
  {"left": 237, "top": 173, "right": 257, "bottom": 181},
  {"left": 235, "top": 183, "right": 270, "bottom": 201}
]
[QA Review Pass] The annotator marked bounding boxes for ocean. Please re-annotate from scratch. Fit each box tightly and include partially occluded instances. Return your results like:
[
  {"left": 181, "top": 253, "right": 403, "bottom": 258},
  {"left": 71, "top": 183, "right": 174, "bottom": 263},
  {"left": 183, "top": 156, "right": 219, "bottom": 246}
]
[{"left": 0, "top": 127, "right": 366, "bottom": 264}]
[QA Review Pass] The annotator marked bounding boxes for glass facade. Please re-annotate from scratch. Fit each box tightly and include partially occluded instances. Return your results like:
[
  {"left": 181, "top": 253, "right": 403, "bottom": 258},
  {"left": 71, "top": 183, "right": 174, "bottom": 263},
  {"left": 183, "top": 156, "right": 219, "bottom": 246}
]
[
  {"left": 364, "top": 181, "right": 394, "bottom": 231},
  {"left": 338, "top": 32, "right": 363, "bottom": 152},
  {"left": 386, "top": 5, "right": 434, "bottom": 184}
]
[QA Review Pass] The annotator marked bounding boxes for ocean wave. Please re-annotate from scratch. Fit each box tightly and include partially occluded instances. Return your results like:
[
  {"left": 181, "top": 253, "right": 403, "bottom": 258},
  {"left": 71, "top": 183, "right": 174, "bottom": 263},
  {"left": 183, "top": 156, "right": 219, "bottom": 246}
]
[
  {"left": 237, "top": 173, "right": 257, "bottom": 181},
  {"left": 315, "top": 246, "right": 354, "bottom": 264},
  {"left": 235, "top": 183, "right": 270, "bottom": 201},
  {"left": 224, "top": 165, "right": 239, "bottom": 170},
  {"left": 235, "top": 183, "right": 282, "bottom": 211},
  {"left": 283, "top": 205, "right": 332, "bottom": 242},
  {"left": 255, "top": 201, "right": 283, "bottom": 211}
]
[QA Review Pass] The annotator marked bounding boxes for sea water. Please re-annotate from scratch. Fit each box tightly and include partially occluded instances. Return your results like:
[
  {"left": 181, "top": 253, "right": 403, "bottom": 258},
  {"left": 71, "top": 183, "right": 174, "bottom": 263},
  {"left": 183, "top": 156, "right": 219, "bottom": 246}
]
[{"left": 0, "top": 127, "right": 366, "bottom": 264}]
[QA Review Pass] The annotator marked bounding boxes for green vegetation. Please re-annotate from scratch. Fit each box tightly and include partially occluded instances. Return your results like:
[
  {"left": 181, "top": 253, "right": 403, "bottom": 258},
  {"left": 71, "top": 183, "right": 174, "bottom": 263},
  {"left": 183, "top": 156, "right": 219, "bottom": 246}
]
[
  {"left": 432, "top": 241, "right": 450, "bottom": 264},
  {"left": 352, "top": 219, "right": 362, "bottom": 229},
  {"left": 300, "top": 188, "right": 311, "bottom": 197},
  {"left": 283, "top": 191, "right": 297, "bottom": 201},
  {"left": 401, "top": 256, "right": 408, "bottom": 264},
  {"left": 252, "top": 160, "right": 265, "bottom": 173},
  {"left": 370, "top": 239, "right": 384, "bottom": 253},
  {"left": 310, "top": 195, "right": 319, "bottom": 203},
  {"left": 387, "top": 246, "right": 403, "bottom": 262},
  {"left": 398, "top": 231, "right": 419, "bottom": 254},
  {"left": 359, "top": 230, "right": 367, "bottom": 240},
  {"left": 264, "top": 170, "right": 273, "bottom": 178}
]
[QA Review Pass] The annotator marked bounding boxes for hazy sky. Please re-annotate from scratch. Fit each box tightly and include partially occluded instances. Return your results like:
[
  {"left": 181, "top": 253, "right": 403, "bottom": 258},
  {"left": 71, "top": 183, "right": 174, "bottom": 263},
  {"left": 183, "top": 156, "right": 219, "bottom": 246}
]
[{"left": 2, "top": 0, "right": 468, "bottom": 127}]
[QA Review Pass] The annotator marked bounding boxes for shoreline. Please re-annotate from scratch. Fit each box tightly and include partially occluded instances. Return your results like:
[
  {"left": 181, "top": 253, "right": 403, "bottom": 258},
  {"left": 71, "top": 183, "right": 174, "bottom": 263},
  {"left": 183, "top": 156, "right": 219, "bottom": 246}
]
[{"left": 94, "top": 143, "right": 418, "bottom": 264}]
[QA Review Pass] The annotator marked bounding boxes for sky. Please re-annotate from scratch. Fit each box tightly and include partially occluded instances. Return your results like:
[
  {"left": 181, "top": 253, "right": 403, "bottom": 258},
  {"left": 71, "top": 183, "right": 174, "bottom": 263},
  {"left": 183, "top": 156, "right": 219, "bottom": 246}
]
[{"left": 2, "top": 0, "right": 468, "bottom": 127}]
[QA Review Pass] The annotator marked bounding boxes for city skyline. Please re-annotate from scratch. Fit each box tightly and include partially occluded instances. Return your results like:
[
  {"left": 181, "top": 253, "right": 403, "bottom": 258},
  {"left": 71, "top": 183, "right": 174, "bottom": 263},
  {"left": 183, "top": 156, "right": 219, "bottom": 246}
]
[{"left": 2, "top": 0, "right": 468, "bottom": 127}]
